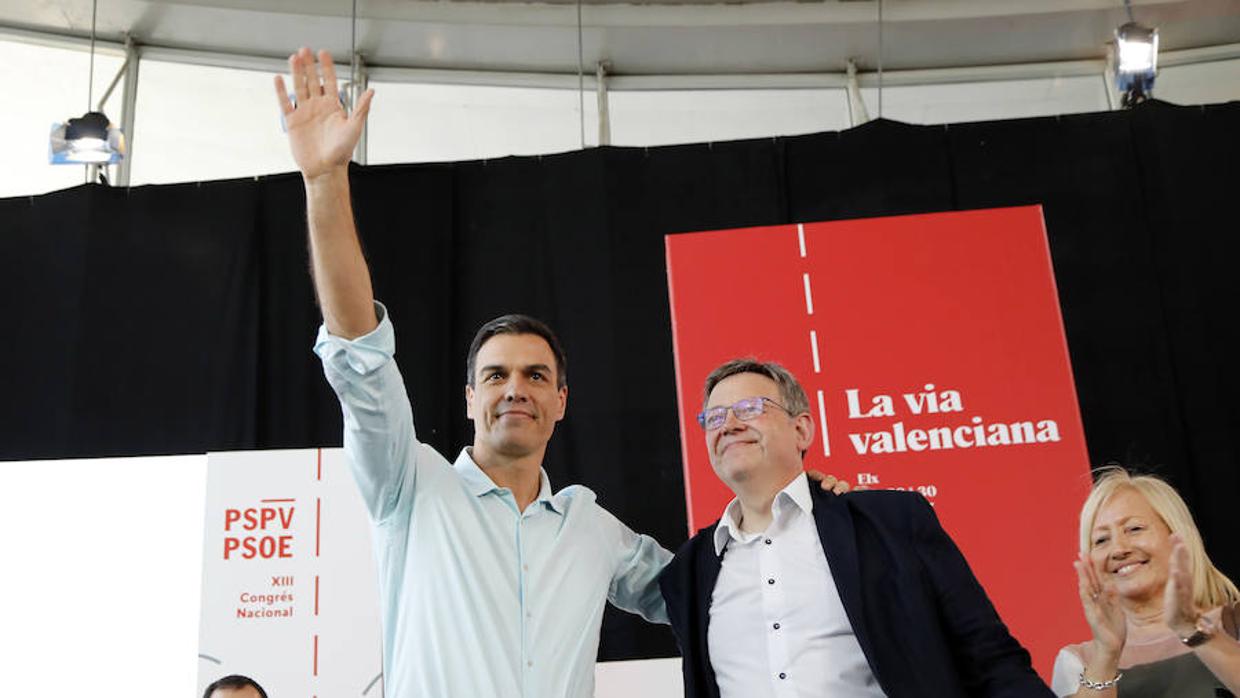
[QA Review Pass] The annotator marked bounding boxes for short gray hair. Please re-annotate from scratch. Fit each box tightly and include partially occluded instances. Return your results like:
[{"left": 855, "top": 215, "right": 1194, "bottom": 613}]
[{"left": 702, "top": 358, "right": 810, "bottom": 416}]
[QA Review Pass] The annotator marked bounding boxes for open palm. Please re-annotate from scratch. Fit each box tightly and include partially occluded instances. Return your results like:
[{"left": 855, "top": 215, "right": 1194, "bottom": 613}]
[
  {"left": 1162, "top": 534, "right": 1201, "bottom": 636},
  {"left": 274, "top": 48, "right": 374, "bottom": 180},
  {"left": 1076, "top": 555, "right": 1127, "bottom": 654}
]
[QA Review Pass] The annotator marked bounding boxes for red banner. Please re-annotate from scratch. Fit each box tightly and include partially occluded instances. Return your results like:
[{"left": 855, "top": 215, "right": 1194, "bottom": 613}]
[{"left": 666, "top": 205, "right": 1091, "bottom": 678}]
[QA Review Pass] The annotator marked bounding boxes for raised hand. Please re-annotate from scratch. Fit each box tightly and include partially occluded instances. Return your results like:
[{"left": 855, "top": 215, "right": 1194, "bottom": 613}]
[
  {"left": 1075, "top": 552, "right": 1126, "bottom": 657},
  {"left": 1163, "top": 533, "right": 1202, "bottom": 637},
  {"left": 274, "top": 47, "right": 375, "bottom": 181}
]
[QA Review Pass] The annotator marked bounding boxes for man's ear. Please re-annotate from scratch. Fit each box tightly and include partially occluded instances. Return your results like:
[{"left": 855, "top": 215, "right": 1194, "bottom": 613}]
[
  {"left": 465, "top": 384, "right": 475, "bottom": 419},
  {"left": 795, "top": 412, "right": 815, "bottom": 454},
  {"left": 554, "top": 385, "right": 568, "bottom": 422}
]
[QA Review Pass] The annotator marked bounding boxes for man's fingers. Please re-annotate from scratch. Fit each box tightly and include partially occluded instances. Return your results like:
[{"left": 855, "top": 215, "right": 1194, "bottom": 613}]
[
  {"left": 351, "top": 88, "right": 375, "bottom": 123},
  {"left": 308, "top": 48, "right": 326, "bottom": 96},
  {"left": 806, "top": 470, "right": 854, "bottom": 494},
  {"left": 319, "top": 50, "right": 339, "bottom": 99},
  {"left": 290, "top": 49, "right": 311, "bottom": 102},
  {"left": 805, "top": 470, "right": 830, "bottom": 484},
  {"left": 274, "top": 75, "right": 294, "bottom": 115}
]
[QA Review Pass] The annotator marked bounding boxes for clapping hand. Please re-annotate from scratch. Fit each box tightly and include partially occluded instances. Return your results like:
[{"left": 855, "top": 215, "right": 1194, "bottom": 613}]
[
  {"left": 1162, "top": 533, "right": 1202, "bottom": 637},
  {"left": 274, "top": 48, "right": 374, "bottom": 181},
  {"left": 1075, "top": 551, "right": 1127, "bottom": 657}
]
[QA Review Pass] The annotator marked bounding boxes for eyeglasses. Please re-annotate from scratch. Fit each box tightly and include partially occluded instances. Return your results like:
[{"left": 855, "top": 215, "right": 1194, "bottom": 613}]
[{"left": 697, "top": 396, "right": 792, "bottom": 431}]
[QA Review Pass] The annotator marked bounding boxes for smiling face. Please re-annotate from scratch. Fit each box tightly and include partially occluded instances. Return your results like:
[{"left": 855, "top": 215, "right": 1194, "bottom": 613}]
[
  {"left": 1089, "top": 486, "right": 1174, "bottom": 603},
  {"left": 704, "top": 372, "right": 812, "bottom": 493},
  {"left": 466, "top": 333, "right": 567, "bottom": 466}
]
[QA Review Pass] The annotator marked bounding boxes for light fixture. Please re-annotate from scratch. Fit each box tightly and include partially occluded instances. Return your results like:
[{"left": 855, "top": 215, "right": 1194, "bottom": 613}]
[
  {"left": 50, "top": 111, "right": 125, "bottom": 164},
  {"left": 1114, "top": 19, "right": 1159, "bottom": 107},
  {"left": 50, "top": 0, "right": 125, "bottom": 168}
]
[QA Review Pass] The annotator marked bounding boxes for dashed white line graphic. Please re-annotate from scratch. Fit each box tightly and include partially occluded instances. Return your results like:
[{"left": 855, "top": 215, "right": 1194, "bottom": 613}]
[
  {"left": 810, "top": 330, "right": 821, "bottom": 373},
  {"left": 802, "top": 273, "right": 814, "bottom": 315},
  {"left": 817, "top": 389, "right": 831, "bottom": 457}
]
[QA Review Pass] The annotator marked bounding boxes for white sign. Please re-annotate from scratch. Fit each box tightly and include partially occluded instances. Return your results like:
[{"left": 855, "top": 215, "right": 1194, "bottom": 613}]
[{"left": 198, "top": 448, "right": 383, "bottom": 697}]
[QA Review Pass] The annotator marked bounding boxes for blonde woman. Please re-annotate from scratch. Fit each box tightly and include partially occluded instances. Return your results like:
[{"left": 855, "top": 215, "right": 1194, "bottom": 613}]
[{"left": 1052, "top": 467, "right": 1240, "bottom": 696}]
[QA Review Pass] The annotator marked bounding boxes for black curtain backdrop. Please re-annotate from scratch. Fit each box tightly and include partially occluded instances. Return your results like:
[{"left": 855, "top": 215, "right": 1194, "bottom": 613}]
[{"left": 2, "top": 100, "right": 1237, "bottom": 661}]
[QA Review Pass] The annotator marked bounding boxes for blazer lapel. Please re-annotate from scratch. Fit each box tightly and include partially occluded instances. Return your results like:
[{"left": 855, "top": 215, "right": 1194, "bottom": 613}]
[
  {"left": 812, "top": 489, "right": 883, "bottom": 678},
  {"left": 695, "top": 526, "right": 723, "bottom": 697}
]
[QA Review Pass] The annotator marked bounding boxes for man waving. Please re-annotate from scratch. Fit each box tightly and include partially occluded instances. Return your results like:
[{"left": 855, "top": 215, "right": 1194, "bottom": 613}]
[{"left": 276, "top": 48, "right": 668, "bottom": 698}]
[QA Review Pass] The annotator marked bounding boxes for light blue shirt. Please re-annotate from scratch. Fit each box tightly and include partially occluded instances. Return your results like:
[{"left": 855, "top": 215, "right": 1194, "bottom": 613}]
[{"left": 314, "top": 303, "right": 670, "bottom": 698}]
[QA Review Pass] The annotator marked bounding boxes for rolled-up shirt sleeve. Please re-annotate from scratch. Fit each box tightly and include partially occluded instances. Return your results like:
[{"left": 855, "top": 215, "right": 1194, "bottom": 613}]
[
  {"left": 604, "top": 509, "right": 672, "bottom": 624},
  {"left": 313, "top": 301, "right": 417, "bottom": 524}
]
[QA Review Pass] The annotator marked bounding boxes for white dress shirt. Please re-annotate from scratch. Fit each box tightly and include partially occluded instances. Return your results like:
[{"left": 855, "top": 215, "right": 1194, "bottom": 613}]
[{"left": 708, "top": 473, "right": 887, "bottom": 698}]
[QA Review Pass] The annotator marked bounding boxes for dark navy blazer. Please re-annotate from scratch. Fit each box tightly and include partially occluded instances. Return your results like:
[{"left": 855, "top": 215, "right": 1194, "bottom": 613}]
[{"left": 657, "top": 486, "right": 1055, "bottom": 698}]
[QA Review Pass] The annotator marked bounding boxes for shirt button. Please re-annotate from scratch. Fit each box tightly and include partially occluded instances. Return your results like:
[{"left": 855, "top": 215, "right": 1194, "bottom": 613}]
[
  {"left": 764, "top": 538, "right": 772, "bottom": 545},
  {"left": 767, "top": 578, "right": 775, "bottom": 585},
  {"left": 523, "top": 564, "right": 529, "bottom": 571},
  {"left": 779, "top": 672, "right": 787, "bottom": 680},
  {"left": 528, "top": 660, "right": 534, "bottom": 667},
  {"left": 773, "top": 622, "right": 780, "bottom": 630}
]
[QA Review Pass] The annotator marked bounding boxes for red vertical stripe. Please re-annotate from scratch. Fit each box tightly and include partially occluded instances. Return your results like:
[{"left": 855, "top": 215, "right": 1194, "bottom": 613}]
[{"left": 315, "top": 450, "right": 323, "bottom": 689}]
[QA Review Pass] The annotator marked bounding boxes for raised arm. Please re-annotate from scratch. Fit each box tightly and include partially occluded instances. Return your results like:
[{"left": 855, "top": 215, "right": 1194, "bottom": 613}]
[
  {"left": 275, "top": 47, "right": 376, "bottom": 338},
  {"left": 280, "top": 49, "right": 417, "bottom": 523}
]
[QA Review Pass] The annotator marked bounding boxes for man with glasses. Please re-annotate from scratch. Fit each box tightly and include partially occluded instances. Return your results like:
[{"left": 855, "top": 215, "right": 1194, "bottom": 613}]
[{"left": 659, "top": 358, "right": 1053, "bottom": 698}]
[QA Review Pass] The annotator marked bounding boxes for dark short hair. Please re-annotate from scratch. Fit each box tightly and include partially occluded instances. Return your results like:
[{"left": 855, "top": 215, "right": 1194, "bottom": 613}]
[
  {"left": 203, "top": 675, "right": 267, "bottom": 698},
  {"left": 466, "top": 314, "right": 567, "bottom": 389},
  {"left": 702, "top": 357, "right": 810, "bottom": 416}
]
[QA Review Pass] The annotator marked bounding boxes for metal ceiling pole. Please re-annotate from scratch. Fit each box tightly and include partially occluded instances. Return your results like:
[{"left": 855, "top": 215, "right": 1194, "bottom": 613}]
[
  {"left": 596, "top": 61, "right": 611, "bottom": 146},
  {"left": 845, "top": 58, "right": 869, "bottom": 127},
  {"left": 87, "top": 37, "right": 136, "bottom": 185},
  {"left": 576, "top": 0, "right": 586, "bottom": 149},
  {"left": 877, "top": 0, "right": 884, "bottom": 119},
  {"left": 85, "top": 0, "right": 99, "bottom": 185},
  {"left": 116, "top": 36, "right": 140, "bottom": 186},
  {"left": 353, "top": 53, "right": 369, "bottom": 165},
  {"left": 350, "top": 0, "right": 368, "bottom": 164},
  {"left": 95, "top": 48, "right": 129, "bottom": 109}
]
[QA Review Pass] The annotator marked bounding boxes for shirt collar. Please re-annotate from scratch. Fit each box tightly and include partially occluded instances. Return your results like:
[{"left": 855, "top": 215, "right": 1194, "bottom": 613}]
[
  {"left": 713, "top": 472, "right": 813, "bottom": 555},
  {"left": 454, "top": 448, "right": 564, "bottom": 514}
]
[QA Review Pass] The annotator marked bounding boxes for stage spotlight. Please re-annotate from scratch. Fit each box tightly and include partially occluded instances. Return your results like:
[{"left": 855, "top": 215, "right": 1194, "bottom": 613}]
[
  {"left": 1115, "top": 21, "right": 1158, "bottom": 107},
  {"left": 49, "top": 111, "right": 125, "bottom": 164},
  {"left": 50, "top": 0, "right": 125, "bottom": 169}
]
